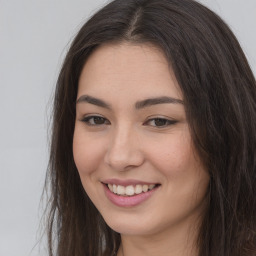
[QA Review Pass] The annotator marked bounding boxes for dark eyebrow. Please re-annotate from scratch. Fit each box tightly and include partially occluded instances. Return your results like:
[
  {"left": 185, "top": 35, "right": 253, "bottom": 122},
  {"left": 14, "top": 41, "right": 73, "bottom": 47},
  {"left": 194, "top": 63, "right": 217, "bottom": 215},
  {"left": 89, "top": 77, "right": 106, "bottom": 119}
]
[
  {"left": 76, "top": 95, "right": 183, "bottom": 110},
  {"left": 76, "top": 95, "right": 111, "bottom": 109},
  {"left": 135, "top": 96, "right": 183, "bottom": 109}
]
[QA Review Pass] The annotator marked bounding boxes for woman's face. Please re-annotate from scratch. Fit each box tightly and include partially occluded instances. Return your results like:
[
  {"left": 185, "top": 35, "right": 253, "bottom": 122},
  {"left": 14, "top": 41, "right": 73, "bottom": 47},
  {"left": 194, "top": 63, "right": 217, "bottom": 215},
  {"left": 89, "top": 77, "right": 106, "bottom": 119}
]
[{"left": 73, "top": 43, "right": 209, "bottom": 236}]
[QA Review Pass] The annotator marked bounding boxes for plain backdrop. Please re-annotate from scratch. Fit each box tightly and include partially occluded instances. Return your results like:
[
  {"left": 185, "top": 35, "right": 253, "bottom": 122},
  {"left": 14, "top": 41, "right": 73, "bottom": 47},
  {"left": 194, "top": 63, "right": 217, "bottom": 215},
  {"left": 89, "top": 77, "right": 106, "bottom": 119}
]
[{"left": 0, "top": 0, "right": 255, "bottom": 255}]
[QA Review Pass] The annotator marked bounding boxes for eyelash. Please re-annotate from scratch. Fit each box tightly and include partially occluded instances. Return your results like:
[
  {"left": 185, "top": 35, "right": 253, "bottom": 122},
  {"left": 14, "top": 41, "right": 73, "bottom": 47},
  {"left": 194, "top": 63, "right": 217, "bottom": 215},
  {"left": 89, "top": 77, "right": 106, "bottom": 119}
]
[
  {"left": 81, "top": 115, "right": 177, "bottom": 128},
  {"left": 81, "top": 115, "right": 110, "bottom": 126},
  {"left": 144, "top": 118, "right": 177, "bottom": 127}
]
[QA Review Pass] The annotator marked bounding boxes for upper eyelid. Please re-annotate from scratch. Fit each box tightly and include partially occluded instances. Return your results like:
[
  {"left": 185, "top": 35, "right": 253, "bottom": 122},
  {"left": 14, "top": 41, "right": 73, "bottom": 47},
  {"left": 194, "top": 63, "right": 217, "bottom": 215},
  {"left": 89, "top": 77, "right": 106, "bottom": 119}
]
[
  {"left": 80, "top": 115, "right": 174, "bottom": 119},
  {"left": 80, "top": 114, "right": 108, "bottom": 120},
  {"left": 145, "top": 116, "right": 176, "bottom": 121},
  {"left": 145, "top": 118, "right": 177, "bottom": 122},
  {"left": 80, "top": 114, "right": 106, "bottom": 120}
]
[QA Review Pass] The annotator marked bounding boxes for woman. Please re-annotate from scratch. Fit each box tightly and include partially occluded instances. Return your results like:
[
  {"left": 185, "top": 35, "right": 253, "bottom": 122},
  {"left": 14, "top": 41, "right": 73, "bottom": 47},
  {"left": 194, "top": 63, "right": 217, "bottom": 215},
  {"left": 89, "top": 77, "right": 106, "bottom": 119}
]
[{"left": 45, "top": 0, "right": 256, "bottom": 255}]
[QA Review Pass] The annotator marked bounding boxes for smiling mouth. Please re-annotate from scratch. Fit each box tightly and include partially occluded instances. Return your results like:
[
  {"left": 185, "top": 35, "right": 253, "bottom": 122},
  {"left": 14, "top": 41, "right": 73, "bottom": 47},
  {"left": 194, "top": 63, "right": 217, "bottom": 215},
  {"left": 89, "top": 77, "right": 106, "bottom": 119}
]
[{"left": 104, "top": 183, "right": 160, "bottom": 197}]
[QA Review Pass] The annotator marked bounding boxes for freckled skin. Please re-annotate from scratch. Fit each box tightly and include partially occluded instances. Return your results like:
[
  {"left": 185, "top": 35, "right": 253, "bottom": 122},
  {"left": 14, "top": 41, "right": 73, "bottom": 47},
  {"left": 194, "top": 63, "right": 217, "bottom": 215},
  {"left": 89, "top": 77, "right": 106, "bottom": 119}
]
[{"left": 73, "top": 43, "right": 210, "bottom": 255}]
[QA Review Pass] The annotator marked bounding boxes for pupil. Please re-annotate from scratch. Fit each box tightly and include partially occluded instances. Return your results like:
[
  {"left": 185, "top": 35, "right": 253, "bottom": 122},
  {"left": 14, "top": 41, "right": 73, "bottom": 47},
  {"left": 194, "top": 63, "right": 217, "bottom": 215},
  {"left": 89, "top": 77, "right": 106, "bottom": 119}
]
[
  {"left": 155, "top": 119, "right": 166, "bottom": 126},
  {"left": 94, "top": 117, "right": 104, "bottom": 124}
]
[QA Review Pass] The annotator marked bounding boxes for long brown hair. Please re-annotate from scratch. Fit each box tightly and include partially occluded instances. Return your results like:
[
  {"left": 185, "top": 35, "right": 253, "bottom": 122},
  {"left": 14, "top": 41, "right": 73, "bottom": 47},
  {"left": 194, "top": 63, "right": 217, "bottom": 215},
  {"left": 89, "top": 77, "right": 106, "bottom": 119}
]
[{"left": 45, "top": 0, "right": 256, "bottom": 255}]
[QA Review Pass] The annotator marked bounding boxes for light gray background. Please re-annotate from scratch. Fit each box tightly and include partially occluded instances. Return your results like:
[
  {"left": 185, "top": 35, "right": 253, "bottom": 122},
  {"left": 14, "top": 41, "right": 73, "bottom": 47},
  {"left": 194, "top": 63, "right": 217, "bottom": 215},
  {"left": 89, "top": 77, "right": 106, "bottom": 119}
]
[{"left": 0, "top": 1, "right": 255, "bottom": 256}]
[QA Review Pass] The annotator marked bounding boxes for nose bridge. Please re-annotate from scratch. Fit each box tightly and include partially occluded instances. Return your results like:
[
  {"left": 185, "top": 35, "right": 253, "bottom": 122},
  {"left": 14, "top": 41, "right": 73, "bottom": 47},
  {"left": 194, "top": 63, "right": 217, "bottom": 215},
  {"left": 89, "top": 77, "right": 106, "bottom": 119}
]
[
  {"left": 113, "top": 124, "right": 131, "bottom": 148},
  {"left": 104, "top": 123, "right": 143, "bottom": 170}
]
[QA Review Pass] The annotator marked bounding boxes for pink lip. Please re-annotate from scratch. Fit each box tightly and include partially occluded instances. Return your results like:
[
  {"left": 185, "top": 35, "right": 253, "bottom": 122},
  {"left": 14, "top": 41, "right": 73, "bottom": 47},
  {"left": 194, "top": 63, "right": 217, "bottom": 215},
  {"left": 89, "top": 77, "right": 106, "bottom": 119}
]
[{"left": 102, "top": 183, "right": 160, "bottom": 207}]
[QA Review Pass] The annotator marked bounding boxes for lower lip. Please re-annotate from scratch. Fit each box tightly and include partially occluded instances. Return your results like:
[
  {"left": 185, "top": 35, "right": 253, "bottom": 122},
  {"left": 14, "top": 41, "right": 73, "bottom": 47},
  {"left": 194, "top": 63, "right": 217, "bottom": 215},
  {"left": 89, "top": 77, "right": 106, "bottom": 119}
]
[{"left": 103, "top": 184, "right": 159, "bottom": 207}]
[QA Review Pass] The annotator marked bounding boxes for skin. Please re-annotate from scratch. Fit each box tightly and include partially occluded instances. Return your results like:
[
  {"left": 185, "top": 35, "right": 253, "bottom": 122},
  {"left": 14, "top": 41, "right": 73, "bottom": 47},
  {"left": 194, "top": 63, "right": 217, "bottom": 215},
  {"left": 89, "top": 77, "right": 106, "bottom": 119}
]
[{"left": 73, "top": 42, "right": 210, "bottom": 256}]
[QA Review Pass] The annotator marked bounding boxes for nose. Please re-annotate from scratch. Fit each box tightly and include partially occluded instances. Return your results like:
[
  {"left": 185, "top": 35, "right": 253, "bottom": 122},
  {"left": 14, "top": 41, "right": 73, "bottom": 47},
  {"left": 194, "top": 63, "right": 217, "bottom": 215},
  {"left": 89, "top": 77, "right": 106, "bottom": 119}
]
[{"left": 104, "top": 125, "right": 144, "bottom": 171}]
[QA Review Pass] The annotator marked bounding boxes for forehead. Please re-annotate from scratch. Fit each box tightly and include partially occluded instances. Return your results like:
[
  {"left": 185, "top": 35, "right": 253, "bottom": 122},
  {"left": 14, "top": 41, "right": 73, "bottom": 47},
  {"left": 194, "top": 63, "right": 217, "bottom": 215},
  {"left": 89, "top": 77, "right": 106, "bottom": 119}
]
[{"left": 78, "top": 42, "right": 183, "bottom": 100}]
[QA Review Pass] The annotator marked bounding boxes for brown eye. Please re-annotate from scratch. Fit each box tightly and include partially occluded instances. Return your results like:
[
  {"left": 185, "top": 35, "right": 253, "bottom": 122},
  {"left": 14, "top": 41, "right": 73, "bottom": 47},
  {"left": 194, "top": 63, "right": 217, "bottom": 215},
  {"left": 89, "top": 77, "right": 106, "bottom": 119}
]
[
  {"left": 82, "top": 116, "right": 110, "bottom": 126},
  {"left": 145, "top": 118, "right": 177, "bottom": 127},
  {"left": 93, "top": 116, "right": 105, "bottom": 124},
  {"left": 154, "top": 118, "right": 168, "bottom": 126}
]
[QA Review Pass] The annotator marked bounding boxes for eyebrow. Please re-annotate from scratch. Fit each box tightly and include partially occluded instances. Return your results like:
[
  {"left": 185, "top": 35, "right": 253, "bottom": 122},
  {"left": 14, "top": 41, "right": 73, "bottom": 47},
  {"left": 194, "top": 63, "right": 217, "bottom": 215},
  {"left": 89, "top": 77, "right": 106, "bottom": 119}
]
[
  {"left": 76, "top": 95, "right": 111, "bottom": 109},
  {"left": 76, "top": 95, "right": 183, "bottom": 109},
  {"left": 135, "top": 96, "right": 183, "bottom": 109}
]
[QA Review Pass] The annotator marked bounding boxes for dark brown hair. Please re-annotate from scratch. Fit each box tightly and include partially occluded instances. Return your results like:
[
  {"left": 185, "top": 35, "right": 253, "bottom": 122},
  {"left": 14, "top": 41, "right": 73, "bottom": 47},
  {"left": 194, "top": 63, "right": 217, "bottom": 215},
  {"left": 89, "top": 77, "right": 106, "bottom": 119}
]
[{"left": 45, "top": 0, "right": 256, "bottom": 255}]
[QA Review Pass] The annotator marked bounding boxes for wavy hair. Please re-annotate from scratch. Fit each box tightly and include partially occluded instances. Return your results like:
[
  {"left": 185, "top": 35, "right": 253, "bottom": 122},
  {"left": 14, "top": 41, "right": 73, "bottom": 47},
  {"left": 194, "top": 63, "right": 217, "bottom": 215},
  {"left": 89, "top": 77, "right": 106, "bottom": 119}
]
[{"left": 45, "top": 0, "right": 256, "bottom": 255}]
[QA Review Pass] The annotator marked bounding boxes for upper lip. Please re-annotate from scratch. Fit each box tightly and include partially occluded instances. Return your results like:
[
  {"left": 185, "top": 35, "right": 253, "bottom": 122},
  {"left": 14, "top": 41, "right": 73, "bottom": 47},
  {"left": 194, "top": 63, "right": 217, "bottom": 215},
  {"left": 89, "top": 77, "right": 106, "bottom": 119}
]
[{"left": 101, "top": 178, "right": 160, "bottom": 186}]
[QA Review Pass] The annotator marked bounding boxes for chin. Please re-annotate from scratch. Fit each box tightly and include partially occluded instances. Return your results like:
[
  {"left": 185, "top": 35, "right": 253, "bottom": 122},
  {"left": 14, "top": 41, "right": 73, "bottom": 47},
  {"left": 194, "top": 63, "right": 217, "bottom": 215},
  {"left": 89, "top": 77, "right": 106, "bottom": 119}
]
[{"left": 101, "top": 212, "right": 162, "bottom": 236}]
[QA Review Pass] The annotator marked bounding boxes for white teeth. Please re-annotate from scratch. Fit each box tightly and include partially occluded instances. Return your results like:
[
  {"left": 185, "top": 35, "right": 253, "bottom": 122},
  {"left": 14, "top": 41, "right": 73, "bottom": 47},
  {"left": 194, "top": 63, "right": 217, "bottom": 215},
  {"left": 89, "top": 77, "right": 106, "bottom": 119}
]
[
  {"left": 107, "top": 183, "right": 157, "bottom": 196},
  {"left": 126, "top": 185, "right": 135, "bottom": 196},
  {"left": 117, "top": 185, "right": 125, "bottom": 195},
  {"left": 142, "top": 185, "right": 149, "bottom": 192},
  {"left": 135, "top": 184, "right": 143, "bottom": 194},
  {"left": 149, "top": 184, "right": 155, "bottom": 190},
  {"left": 113, "top": 184, "right": 117, "bottom": 194}
]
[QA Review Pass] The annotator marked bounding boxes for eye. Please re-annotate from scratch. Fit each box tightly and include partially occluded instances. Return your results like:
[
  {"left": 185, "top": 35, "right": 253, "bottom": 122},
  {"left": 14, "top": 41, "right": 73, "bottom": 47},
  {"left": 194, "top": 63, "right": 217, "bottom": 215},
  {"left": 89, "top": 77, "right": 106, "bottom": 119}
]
[
  {"left": 81, "top": 115, "right": 110, "bottom": 126},
  {"left": 144, "top": 118, "right": 177, "bottom": 127}
]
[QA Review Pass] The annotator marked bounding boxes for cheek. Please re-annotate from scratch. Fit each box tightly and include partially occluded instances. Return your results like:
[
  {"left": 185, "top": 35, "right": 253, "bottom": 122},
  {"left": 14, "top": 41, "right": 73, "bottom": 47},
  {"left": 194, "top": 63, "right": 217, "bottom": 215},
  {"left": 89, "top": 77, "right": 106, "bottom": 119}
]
[
  {"left": 144, "top": 128, "right": 209, "bottom": 199},
  {"left": 72, "top": 125, "right": 105, "bottom": 177},
  {"left": 145, "top": 130, "right": 194, "bottom": 177}
]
